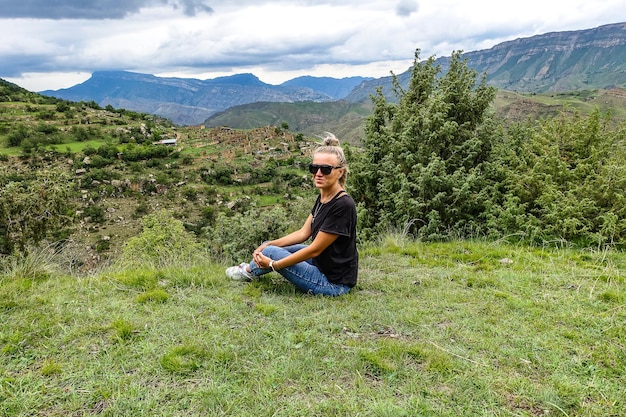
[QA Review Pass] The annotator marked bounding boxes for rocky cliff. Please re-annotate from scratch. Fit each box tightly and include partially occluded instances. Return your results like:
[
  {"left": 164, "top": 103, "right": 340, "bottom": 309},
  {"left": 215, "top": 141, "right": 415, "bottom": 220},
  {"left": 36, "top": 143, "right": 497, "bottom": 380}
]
[{"left": 346, "top": 22, "right": 626, "bottom": 102}]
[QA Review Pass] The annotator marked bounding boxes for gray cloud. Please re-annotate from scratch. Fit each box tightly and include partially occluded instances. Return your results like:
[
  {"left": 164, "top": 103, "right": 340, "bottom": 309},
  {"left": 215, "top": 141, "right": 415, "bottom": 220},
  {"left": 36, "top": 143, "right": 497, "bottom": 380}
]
[
  {"left": 0, "top": 54, "right": 51, "bottom": 78},
  {"left": 396, "top": 0, "right": 418, "bottom": 17},
  {"left": 0, "top": 0, "right": 213, "bottom": 19},
  {"left": 169, "top": 0, "right": 214, "bottom": 16}
]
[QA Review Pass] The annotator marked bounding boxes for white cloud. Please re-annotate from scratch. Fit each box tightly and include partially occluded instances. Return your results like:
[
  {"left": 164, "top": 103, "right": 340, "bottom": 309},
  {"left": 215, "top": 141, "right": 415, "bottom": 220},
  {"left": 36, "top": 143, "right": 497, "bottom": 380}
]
[{"left": 4, "top": 72, "right": 92, "bottom": 91}]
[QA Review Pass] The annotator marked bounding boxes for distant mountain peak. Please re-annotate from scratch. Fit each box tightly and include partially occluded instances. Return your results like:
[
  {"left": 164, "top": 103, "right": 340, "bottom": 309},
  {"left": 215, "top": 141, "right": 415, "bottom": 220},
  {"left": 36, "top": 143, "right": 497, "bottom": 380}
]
[
  {"left": 40, "top": 70, "right": 339, "bottom": 125},
  {"left": 91, "top": 70, "right": 155, "bottom": 79},
  {"left": 210, "top": 73, "right": 266, "bottom": 86}
]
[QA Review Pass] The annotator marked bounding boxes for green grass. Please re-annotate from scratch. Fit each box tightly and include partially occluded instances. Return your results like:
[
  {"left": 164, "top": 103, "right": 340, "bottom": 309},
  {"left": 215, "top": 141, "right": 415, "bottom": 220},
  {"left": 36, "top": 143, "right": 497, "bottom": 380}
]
[
  {"left": 0, "top": 146, "right": 20, "bottom": 157},
  {"left": 257, "top": 194, "right": 284, "bottom": 206},
  {"left": 47, "top": 139, "right": 111, "bottom": 153},
  {"left": 1, "top": 239, "right": 624, "bottom": 416}
]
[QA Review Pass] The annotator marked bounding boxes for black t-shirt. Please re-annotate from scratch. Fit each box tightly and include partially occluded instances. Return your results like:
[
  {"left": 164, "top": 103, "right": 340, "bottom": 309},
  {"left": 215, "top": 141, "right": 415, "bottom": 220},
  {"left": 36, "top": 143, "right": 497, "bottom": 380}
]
[{"left": 310, "top": 191, "right": 359, "bottom": 287}]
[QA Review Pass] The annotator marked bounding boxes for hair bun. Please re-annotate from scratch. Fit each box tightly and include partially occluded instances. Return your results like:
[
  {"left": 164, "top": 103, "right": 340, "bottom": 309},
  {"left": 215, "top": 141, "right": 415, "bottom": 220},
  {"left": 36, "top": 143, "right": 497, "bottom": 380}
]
[{"left": 321, "top": 132, "right": 340, "bottom": 147}]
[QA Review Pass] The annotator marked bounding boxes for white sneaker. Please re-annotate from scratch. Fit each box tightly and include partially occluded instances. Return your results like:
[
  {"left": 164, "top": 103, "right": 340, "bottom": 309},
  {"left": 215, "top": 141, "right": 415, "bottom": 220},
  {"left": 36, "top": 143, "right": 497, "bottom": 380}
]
[{"left": 225, "top": 263, "right": 254, "bottom": 281}]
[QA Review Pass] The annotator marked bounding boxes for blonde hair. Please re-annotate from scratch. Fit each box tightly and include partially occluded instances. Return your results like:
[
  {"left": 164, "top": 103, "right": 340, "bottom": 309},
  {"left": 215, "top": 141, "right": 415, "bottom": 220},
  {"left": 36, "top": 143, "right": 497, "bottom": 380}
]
[{"left": 314, "top": 132, "right": 348, "bottom": 187}]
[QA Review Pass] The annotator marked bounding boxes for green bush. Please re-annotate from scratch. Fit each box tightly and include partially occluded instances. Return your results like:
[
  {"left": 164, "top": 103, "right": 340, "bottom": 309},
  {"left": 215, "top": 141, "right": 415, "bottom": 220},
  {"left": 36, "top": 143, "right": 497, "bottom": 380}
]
[
  {"left": 7, "top": 124, "right": 30, "bottom": 147},
  {"left": 83, "top": 205, "right": 106, "bottom": 224},
  {"left": 121, "top": 143, "right": 171, "bottom": 161},
  {"left": 201, "top": 165, "right": 235, "bottom": 185},
  {"left": 350, "top": 48, "right": 626, "bottom": 248},
  {"left": 120, "top": 209, "right": 202, "bottom": 268},
  {"left": 96, "top": 143, "right": 119, "bottom": 159},
  {"left": 0, "top": 171, "right": 76, "bottom": 254},
  {"left": 206, "top": 201, "right": 309, "bottom": 263},
  {"left": 488, "top": 109, "right": 626, "bottom": 247},
  {"left": 88, "top": 154, "right": 114, "bottom": 168}
]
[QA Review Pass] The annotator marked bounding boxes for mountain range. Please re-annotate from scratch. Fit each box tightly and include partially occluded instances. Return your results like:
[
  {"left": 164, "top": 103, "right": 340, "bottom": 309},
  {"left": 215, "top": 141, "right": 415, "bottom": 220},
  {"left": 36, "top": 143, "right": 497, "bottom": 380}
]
[
  {"left": 41, "top": 71, "right": 371, "bottom": 126},
  {"left": 40, "top": 22, "right": 626, "bottom": 126}
]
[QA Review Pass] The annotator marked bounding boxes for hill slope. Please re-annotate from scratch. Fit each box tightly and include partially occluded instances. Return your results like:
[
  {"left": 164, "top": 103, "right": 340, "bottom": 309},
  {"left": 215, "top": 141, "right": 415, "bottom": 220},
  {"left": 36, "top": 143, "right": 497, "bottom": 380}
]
[
  {"left": 0, "top": 78, "right": 328, "bottom": 264},
  {"left": 204, "top": 100, "right": 373, "bottom": 145},
  {"left": 468, "top": 21, "right": 626, "bottom": 92},
  {"left": 205, "top": 88, "right": 626, "bottom": 143}
]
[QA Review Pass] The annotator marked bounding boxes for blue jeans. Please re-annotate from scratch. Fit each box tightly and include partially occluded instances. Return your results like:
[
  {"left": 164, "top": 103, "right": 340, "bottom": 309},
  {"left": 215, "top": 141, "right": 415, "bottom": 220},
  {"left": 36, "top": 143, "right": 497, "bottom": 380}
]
[{"left": 249, "top": 244, "right": 351, "bottom": 296}]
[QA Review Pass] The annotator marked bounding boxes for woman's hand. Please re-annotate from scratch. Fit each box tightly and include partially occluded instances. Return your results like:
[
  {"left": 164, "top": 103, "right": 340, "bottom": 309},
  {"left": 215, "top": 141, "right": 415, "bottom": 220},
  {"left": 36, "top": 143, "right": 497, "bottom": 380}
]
[
  {"left": 253, "top": 242, "right": 271, "bottom": 268},
  {"left": 252, "top": 250, "right": 272, "bottom": 269}
]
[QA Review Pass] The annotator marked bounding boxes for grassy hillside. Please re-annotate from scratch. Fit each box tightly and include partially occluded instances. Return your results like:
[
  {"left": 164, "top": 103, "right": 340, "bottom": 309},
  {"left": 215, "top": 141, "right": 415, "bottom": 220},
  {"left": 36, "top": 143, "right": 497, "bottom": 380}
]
[
  {"left": 0, "top": 79, "right": 329, "bottom": 267},
  {"left": 205, "top": 100, "right": 372, "bottom": 146},
  {"left": 206, "top": 88, "right": 626, "bottom": 143},
  {"left": 0, "top": 122, "right": 318, "bottom": 268},
  {"left": 1, "top": 239, "right": 624, "bottom": 416},
  {"left": 495, "top": 88, "right": 626, "bottom": 123}
]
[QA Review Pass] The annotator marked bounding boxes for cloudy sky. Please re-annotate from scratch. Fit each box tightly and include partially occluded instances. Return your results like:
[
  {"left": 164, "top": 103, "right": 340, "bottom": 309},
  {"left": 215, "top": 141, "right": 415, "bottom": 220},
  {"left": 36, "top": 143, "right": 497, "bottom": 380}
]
[{"left": 2, "top": 0, "right": 626, "bottom": 92}]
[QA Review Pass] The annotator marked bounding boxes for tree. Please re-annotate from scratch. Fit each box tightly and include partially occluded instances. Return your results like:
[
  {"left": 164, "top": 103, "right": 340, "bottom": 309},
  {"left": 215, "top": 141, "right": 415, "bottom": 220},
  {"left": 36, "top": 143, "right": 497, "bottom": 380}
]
[{"left": 351, "top": 50, "right": 498, "bottom": 240}]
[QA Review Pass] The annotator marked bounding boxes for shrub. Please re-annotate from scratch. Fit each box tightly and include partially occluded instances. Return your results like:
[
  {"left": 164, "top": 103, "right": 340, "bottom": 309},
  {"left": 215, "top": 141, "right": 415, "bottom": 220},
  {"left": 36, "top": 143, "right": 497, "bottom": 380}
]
[
  {"left": 488, "top": 109, "right": 626, "bottom": 247},
  {"left": 7, "top": 124, "right": 30, "bottom": 147},
  {"left": 55, "top": 102, "right": 70, "bottom": 113},
  {"left": 0, "top": 171, "right": 76, "bottom": 254},
  {"left": 350, "top": 48, "right": 626, "bottom": 249},
  {"left": 205, "top": 201, "right": 309, "bottom": 263},
  {"left": 37, "top": 110, "right": 56, "bottom": 120},
  {"left": 120, "top": 209, "right": 202, "bottom": 268},
  {"left": 88, "top": 154, "right": 114, "bottom": 168},
  {"left": 83, "top": 205, "right": 106, "bottom": 224}
]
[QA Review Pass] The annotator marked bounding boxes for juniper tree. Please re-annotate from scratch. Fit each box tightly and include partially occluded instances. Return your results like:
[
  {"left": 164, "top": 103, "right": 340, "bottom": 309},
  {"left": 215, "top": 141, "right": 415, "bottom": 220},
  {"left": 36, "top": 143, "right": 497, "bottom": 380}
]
[
  {"left": 351, "top": 50, "right": 499, "bottom": 240},
  {"left": 488, "top": 109, "right": 626, "bottom": 247}
]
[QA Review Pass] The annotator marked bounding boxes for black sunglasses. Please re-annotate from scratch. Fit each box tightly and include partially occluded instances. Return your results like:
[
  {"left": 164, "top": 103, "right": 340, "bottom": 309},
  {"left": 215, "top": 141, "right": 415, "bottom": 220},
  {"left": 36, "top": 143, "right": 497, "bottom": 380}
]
[{"left": 308, "top": 164, "right": 343, "bottom": 175}]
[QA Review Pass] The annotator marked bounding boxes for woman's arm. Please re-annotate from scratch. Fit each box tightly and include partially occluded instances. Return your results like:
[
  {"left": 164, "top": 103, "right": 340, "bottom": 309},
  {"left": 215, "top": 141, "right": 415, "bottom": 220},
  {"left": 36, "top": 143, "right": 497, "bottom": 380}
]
[
  {"left": 253, "top": 227, "right": 338, "bottom": 270},
  {"left": 273, "top": 231, "right": 338, "bottom": 269},
  {"left": 252, "top": 214, "right": 313, "bottom": 266},
  {"left": 255, "top": 214, "right": 313, "bottom": 252}
]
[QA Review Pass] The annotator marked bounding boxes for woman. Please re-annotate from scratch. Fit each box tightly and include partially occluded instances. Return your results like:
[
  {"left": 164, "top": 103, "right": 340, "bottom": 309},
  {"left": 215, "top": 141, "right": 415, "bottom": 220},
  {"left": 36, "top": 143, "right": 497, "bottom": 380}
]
[{"left": 225, "top": 132, "right": 358, "bottom": 296}]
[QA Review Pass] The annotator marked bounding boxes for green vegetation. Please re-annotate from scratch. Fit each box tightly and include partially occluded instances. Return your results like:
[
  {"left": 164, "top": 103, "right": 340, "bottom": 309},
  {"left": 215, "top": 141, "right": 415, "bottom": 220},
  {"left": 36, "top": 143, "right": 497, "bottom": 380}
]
[
  {"left": 352, "top": 50, "right": 626, "bottom": 247},
  {"left": 204, "top": 100, "right": 373, "bottom": 146},
  {"left": 0, "top": 170, "right": 75, "bottom": 254},
  {"left": 494, "top": 89, "right": 626, "bottom": 123},
  {"left": 203, "top": 89, "right": 626, "bottom": 145},
  {"left": 353, "top": 50, "right": 498, "bottom": 241},
  {"left": 1, "top": 235, "right": 624, "bottom": 415},
  {"left": 0, "top": 79, "right": 318, "bottom": 261}
]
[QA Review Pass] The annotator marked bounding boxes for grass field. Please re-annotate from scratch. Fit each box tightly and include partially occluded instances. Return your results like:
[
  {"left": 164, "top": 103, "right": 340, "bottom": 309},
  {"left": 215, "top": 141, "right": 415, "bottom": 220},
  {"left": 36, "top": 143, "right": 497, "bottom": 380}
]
[{"left": 1, "top": 238, "right": 624, "bottom": 416}]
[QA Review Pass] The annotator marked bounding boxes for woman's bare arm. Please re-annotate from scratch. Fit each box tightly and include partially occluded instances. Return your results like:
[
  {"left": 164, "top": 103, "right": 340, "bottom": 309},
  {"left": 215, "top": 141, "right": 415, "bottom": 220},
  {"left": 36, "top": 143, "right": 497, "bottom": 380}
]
[{"left": 252, "top": 215, "right": 338, "bottom": 269}]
